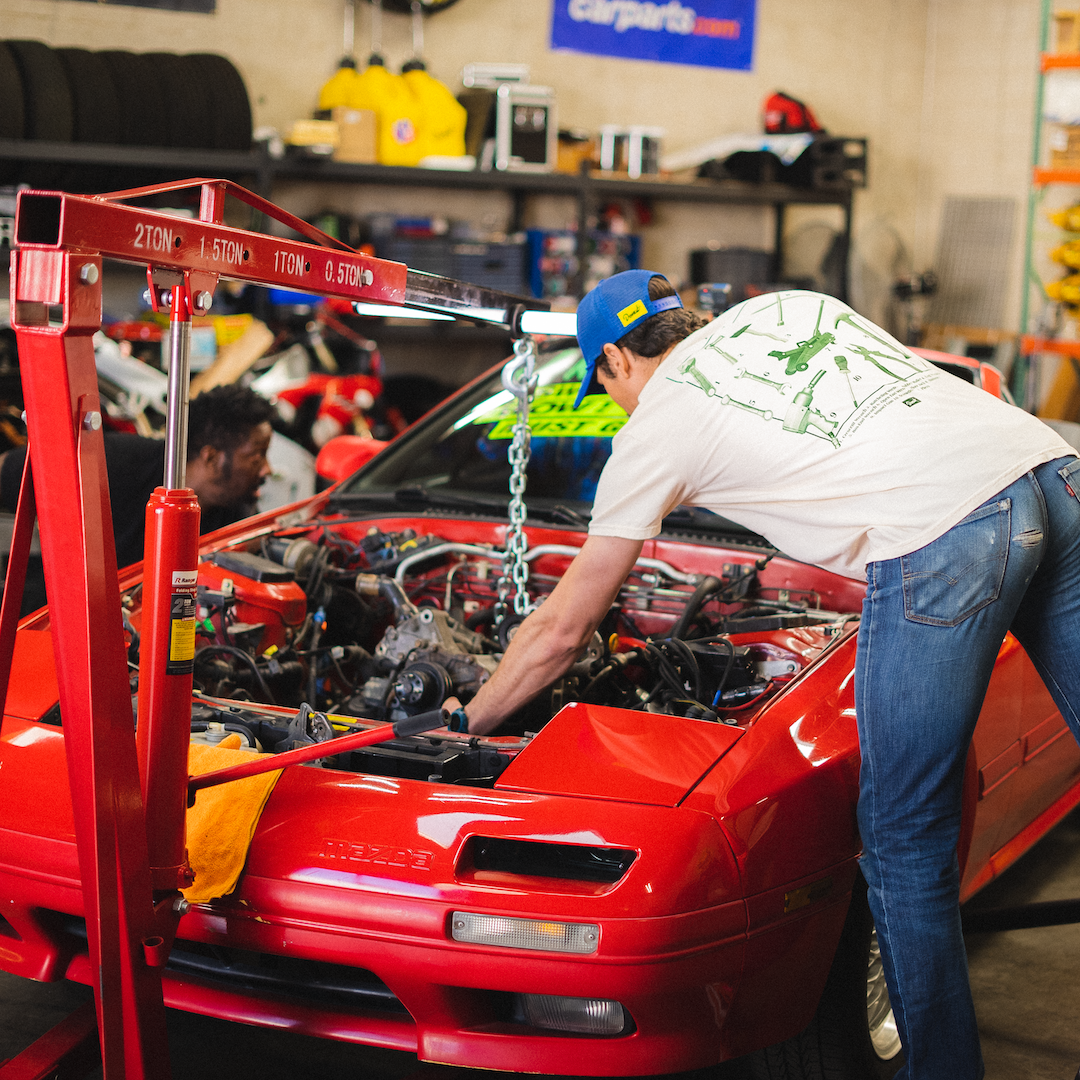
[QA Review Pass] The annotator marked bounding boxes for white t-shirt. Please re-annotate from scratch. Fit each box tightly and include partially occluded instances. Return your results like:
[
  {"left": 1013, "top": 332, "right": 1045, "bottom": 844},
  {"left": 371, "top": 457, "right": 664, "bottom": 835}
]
[{"left": 588, "top": 291, "right": 1074, "bottom": 581}]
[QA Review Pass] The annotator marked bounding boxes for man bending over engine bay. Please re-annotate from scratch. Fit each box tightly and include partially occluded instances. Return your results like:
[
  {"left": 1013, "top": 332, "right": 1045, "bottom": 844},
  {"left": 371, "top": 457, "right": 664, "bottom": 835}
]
[{"left": 449, "top": 270, "right": 1080, "bottom": 1080}]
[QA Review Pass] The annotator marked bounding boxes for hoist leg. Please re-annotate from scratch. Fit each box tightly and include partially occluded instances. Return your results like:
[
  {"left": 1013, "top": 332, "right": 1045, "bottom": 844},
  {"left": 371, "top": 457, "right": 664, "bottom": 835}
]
[{"left": 10, "top": 248, "right": 172, "bottom": 1079}]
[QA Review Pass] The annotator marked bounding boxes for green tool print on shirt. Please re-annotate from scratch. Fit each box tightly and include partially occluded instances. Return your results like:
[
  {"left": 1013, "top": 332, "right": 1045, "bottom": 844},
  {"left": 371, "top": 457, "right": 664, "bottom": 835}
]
[{"left": 666, "top": 291, "right": 936, "bottom": 448}]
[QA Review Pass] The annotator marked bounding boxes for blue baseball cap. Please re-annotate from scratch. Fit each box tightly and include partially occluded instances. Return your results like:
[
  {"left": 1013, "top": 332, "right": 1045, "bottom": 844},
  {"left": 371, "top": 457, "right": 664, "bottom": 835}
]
[{"left": 573, "top": 270, "right": 682, "bottom": 408}]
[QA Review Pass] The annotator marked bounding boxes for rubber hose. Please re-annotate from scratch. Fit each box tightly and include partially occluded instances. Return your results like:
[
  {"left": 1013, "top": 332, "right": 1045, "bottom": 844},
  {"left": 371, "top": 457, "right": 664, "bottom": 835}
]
[
  {"left": 669, "top": 575, "right": 724, "bottom": 641},
  {"left": 195, "top": 644, "right": 277, "bottom": 704}
]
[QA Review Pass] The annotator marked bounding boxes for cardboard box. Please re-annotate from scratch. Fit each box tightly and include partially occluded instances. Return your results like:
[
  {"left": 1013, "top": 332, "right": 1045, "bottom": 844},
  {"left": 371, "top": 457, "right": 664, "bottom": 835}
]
[
  {"left": 1050, "top": 123, "right": 1080, "bottom": 169},
  {"left": 555, "top": 131, "right": 595, "bottom": 175},
  {"left": 1055, "top": 11, "right": 1080, "bottom": 54},
  {"left": 287, "top": 119, "right": 338, "bottom": 152},
  {"left": 332, "top": 107, "right": 376, "bottom": 164}
]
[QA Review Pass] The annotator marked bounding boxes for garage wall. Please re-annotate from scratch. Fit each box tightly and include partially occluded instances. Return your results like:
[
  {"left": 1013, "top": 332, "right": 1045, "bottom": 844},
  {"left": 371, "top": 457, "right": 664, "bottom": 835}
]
[
  {"left": 1, "top": 0, "right": 1041, "bottom": 329},
  {"left": 912, "top": 0, "right": 1041, "bottom": 337}
]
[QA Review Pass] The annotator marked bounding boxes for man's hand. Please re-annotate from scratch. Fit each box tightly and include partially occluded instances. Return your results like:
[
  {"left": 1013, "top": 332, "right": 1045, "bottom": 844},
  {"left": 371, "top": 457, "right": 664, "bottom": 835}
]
[{"left": 460, "top": 535, "right": 644, "bottom": 735}]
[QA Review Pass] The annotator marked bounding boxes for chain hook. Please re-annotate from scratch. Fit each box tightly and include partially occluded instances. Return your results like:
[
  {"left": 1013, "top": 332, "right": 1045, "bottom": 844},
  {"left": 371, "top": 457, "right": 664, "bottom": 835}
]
[
  {"left": 501, "top": 335, "right": 539, "bottom": 402},
  {"left": 495, "top": 335, "right": 539, "bottom": 624}
]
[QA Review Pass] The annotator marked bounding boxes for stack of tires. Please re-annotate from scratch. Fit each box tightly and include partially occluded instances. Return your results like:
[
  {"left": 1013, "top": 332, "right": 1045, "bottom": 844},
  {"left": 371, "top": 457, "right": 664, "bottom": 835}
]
[{"left": 0, "top": 41, "right": 252, "bottom": 188}]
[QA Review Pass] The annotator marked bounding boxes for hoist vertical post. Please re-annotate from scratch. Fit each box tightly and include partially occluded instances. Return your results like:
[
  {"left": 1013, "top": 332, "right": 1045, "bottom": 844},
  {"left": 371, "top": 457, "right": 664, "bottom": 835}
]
[
  {"left": 136, "top": 283, "right": 201, "bottom": 892},
  {"left": 163, "top": 284, "right": 192, "bottom": 490},
  {"left": 9, "top": 245, "right": 171, "bottom": 1079}
]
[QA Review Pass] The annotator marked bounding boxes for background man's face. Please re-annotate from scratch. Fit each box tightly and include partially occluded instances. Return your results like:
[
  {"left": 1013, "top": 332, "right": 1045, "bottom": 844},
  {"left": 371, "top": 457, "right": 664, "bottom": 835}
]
[{"left": 214, "top": 421, "right": 273, "bottom": 507}]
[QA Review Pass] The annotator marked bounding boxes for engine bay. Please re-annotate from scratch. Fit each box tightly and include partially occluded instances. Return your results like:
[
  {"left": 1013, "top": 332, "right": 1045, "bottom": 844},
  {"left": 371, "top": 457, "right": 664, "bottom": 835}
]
[{"left": 122, "top": 517, "right": 860, "bottom": 787}]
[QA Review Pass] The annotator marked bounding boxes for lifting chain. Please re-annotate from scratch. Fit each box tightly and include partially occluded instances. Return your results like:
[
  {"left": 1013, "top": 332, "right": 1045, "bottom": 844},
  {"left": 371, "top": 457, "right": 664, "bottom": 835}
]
[{"left": 494, "top": 335, "right": 538, "bottom": 623}]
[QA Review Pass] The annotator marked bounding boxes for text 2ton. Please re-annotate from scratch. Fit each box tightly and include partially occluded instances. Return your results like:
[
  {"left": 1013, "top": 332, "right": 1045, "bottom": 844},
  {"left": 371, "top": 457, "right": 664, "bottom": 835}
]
[{"left": 134, "top": 223, "right": 176, "bottom": 253}]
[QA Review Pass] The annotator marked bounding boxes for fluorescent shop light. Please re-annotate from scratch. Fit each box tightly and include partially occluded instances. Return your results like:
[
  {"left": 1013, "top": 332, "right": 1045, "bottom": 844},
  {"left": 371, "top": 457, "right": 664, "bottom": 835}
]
[
  {"left": 518, "top": 309, "right": 578, "bottom": 336},
  {"left": 352, "top": 302, "right": 455, "bottom": 321}
]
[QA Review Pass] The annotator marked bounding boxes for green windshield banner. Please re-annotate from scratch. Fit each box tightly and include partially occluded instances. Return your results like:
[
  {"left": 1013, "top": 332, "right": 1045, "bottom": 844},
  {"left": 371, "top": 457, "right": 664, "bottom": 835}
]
[{"left": 480, "top": 383, "right": 628, "bottom": 439}]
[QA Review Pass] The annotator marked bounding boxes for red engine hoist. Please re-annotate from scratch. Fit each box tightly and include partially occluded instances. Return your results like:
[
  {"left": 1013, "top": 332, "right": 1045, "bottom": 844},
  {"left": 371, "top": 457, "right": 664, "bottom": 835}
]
[{"left": 2, "top": 178, "right": 549, "bottom": 1079}]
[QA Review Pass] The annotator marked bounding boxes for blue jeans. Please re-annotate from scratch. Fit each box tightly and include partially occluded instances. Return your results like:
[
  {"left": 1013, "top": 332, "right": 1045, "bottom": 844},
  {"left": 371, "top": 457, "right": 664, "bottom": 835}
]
[{"left": 856, "top": 455, "right": 1080, "bottom": 1080}]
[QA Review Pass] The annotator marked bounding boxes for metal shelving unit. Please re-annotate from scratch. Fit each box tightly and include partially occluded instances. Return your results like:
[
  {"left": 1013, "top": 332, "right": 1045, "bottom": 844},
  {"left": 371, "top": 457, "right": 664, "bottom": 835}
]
[
  {"left": 0, "top": 137, "right": 855, "bottom": 300},
  {"left": 1018, "top": 1, "right": 1080, "bottom": 408}
]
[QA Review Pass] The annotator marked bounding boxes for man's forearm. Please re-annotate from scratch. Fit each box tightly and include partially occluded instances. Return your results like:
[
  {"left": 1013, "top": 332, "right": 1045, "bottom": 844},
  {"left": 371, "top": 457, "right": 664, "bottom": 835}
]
[
  {"left": 463, "top": 603, "right": 595, "bottom": 733},
  {"left": 462, "top": 535, "right": 644, "bottom": 734}
]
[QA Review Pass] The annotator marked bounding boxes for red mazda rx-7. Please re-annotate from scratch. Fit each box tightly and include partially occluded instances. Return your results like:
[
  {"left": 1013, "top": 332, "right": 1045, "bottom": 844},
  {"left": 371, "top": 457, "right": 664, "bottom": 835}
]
[{"left": 0, "top": 339, "right": 1074, "bottom": 1080}]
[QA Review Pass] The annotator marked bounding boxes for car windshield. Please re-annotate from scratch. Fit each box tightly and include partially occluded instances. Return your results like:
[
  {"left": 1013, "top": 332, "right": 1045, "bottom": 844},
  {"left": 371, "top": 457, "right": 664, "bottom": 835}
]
[{"left": 332, "top": 338, "right": 763, "bottom": 543}]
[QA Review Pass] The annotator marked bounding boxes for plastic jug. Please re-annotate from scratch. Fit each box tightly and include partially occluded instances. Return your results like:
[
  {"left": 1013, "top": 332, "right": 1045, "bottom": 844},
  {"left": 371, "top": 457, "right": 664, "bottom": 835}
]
[
  {"left": 317, "top": 59, "right": 361, "bottom": 112},
  {"left": 350, "top": 57, "right": 424, "bottom": 166},
  {"left": 402, "top": 64, "right": 467, "bottom": 160}
]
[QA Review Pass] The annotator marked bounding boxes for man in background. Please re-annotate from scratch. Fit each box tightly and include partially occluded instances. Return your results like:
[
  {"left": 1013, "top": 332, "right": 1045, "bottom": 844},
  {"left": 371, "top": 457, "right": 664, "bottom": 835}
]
[{"left": 0, "top": 384, "right": 275, "bottom": 598}]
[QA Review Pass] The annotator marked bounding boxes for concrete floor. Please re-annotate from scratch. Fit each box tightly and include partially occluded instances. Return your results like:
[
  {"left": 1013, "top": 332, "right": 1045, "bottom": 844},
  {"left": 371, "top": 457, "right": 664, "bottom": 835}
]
[{"left": 2, "top": 811, "right": 1080, "bottom": 1080}]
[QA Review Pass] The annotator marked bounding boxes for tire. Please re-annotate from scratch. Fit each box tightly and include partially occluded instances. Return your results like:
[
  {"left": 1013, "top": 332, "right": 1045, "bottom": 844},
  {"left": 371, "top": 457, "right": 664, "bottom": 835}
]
[
  {"left": 0, "top": 42, "right": 25, "bottom": 140},
  {"left": 53, "top": 48, "right": 122, "bottom": 192},
  {"left": 55, "top": 48, "right": 121, "bottom": 145},
  {"left": 145, "top": 53, "right": 210, "bottom": 149},
  {"left": 372, "top": 0, "right": 462, "bottom": 12},
  {"left": 750, "top": 875, "right": 905, "bottom": 1080},
  {"left": 185, "top": 53, "right": 252, "bottom": 151},
  {"left": 4, "top": 39, "right": 76, "bottom": 186},
  {"left": 5, "top": 40, "right": 73, "bottom": 142},
  {"left": 0, "top": 41, "right": 25, "bottom": 183},
  {"left": 99, "top": 50, "right": 168, "bottom": 148}
]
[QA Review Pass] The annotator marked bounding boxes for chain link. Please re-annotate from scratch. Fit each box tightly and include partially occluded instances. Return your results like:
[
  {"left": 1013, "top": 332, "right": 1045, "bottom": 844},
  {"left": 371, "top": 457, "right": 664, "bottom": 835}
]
[{"left": 494, "top": 336, "right": 538, "bottom": 621}]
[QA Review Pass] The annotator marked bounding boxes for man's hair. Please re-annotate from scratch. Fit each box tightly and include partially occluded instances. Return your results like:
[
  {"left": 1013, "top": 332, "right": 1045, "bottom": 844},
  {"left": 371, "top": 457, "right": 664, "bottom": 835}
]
[
  {"left": 603, "top": 275, "right": 708, "bottom": 369},
  {"left": 187, "top": 384, "right": 275, "bottom": 461}
]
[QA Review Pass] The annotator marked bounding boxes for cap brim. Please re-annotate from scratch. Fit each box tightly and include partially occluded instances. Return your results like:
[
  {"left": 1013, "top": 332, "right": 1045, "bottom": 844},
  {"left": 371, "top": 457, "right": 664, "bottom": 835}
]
[{"left": 573, "top": 358, "right": 604, "bottom": 408}]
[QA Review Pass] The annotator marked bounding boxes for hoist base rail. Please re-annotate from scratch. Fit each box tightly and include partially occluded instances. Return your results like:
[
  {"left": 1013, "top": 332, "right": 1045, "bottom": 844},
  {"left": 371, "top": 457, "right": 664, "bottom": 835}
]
[
  {"left": 0, "top": 1002, "right": 100, "bottom": 1080},
  {"left": 962, "top": 897, "right": 1080, "bottom": 934}
]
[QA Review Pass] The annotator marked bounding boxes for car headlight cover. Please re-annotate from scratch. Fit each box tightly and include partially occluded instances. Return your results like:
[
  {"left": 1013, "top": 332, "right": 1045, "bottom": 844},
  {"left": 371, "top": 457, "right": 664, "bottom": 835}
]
[
  {"left": 450, "top": 911, "right": 599, "bottom": 954},
  {"left": 517, "top": 993, "right": 629, "bottom": 1035}
]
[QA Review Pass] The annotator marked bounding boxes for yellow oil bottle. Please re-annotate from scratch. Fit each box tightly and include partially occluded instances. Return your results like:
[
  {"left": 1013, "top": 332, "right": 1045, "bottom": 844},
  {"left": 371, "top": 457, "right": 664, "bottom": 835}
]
[{"left": 401, "top": 62, "right": 467, "bottom": 160}]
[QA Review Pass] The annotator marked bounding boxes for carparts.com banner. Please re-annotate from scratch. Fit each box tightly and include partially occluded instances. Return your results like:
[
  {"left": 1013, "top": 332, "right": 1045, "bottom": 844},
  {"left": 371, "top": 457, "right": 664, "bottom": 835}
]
[{"left": 550, "top": 0, "right": 755, "bottom": 71}]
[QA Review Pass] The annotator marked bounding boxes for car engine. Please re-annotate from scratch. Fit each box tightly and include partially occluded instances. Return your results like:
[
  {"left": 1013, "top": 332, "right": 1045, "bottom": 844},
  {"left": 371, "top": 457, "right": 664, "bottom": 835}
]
[{"left": 131, "top": 522, "right": 852, "bottom": 787}]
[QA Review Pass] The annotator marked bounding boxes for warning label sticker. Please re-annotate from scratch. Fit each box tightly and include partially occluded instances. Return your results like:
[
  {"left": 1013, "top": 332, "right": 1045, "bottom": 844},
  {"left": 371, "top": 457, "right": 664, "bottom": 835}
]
[{"left": 167, "top": 586, "right": 197, "bottom": 674}]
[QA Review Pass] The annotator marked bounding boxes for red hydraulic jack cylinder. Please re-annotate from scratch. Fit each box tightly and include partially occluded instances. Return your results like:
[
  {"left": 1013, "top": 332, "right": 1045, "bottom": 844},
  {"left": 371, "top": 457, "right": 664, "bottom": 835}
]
[
  {"left": 135, "top": 488, "right": 199, "bottom": 890},
  {"left": 135, "top": 284, "right": 200, "bottom": 893}
]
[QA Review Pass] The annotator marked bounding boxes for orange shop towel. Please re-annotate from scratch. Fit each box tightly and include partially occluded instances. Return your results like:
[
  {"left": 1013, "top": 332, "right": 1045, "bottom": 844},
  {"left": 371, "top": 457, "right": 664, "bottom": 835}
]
[{"left": 183, "top": 734, "right": 283, "bottom": 904}]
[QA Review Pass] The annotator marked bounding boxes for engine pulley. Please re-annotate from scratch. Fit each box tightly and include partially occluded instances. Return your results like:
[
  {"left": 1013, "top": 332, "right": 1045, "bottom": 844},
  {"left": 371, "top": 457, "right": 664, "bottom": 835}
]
[{"left": 392, "top": 660, "right": 453, "bottom": 712}]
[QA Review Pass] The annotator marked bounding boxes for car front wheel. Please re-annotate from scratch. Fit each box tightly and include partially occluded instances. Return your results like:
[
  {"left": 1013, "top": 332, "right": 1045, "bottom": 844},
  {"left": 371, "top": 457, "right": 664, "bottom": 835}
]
[{"left": 750, "top": 875, "right": 904, "bottom": 1080}]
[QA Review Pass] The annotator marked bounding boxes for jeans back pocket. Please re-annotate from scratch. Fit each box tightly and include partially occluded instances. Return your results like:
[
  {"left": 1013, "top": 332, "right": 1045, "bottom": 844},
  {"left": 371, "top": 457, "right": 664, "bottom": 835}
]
[
  {"left": 901, "top": 499, "right": 1010, "bottom": 626},
  {"left": 1058, "top": 457, "right": 1080, "bottom": 504}
]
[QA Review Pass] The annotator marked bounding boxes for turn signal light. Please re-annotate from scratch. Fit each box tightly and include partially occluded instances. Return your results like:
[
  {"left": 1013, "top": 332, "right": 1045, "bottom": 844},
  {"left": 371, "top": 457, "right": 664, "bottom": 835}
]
[{"left": 450, "top": 911, "right": 599, "bottom": 954}]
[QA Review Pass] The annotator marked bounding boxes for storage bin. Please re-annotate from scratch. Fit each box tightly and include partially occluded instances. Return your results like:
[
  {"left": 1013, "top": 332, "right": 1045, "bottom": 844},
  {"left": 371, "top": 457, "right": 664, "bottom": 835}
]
[
  {"left": 376, "top": 237, "right": 454, "bottom": 278},
  {"left": 525, "top": 230, "right": 640, "bottom": 299},
  {"left": 451, "top": 241, "right": 527, "bottom": 294},
  {"left": 689, "top": 247, "right": 772, "bottom": 303}
]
